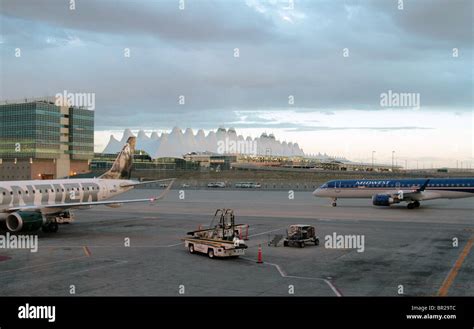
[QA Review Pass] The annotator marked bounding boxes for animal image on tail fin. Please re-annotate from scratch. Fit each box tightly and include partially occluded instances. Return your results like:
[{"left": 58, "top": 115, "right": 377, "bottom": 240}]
[{"left": 100, "top": 137, "right": 136, "bottom": 179}]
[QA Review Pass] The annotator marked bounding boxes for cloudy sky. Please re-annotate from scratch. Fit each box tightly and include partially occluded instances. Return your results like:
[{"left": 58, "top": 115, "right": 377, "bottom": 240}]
[{"left": 0, "top": 0, "right": 472, "bottom": 167}]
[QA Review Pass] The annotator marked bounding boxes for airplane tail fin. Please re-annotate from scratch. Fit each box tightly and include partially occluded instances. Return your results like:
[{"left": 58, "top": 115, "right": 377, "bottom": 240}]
[
  {"left": 100, "top": 137, "right": 136, "bottom": 180},
  {"left": 418, "top": 179, "right": 431, "bottom": 191}
]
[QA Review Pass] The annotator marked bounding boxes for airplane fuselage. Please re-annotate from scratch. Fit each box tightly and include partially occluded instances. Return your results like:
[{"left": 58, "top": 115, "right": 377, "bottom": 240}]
[
  {"left": 0, "top": 178, "right": 133, "bottom": 218},
  {"left": 313, "top": 178, "right": 474, "bottom": 202}
]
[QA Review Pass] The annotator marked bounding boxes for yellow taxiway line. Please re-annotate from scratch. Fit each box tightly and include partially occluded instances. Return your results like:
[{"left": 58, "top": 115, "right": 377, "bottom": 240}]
[{"left": 438, "top": 234, "right": 474, "bottom": 296}]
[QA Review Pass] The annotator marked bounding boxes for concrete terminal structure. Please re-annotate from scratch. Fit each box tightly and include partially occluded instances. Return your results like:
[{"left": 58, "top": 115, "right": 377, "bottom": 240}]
[{"left": 103, "top": 128, "right": 305, "bottom": 159}]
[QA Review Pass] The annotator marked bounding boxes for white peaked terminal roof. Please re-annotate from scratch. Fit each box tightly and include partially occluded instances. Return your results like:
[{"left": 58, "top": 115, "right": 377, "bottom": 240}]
[{"left": 102, "top": 128, "right": 305, "bottom": 159}]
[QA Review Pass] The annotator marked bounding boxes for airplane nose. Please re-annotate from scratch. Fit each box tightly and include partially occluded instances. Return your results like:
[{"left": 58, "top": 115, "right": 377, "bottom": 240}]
[{"left": 312, "top": 188, "right": 320, "bottom": 197}]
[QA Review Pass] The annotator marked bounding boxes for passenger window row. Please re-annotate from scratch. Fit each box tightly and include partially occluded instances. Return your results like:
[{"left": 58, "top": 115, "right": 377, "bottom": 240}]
[{"left": 1, "top": 186, "right": 101, "bottom": 196}]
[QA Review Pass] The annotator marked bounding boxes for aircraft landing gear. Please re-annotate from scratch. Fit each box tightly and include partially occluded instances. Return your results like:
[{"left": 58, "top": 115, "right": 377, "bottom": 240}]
[
  {"left": 407, "top": 201, "right": 420, "bottom": 209},
  {"left": 332, "top": 198, "right": 337, "bottom": 207},
  {"left": 42, "top": 221, "right": 59, "bottom": 233}
]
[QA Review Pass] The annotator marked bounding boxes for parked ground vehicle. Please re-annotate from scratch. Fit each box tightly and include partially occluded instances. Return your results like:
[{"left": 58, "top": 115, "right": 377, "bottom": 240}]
[
  {"left": 207, "top": 182, "right": 226, "bottom": 188},
  {"left": 283, "top": 225, "right": 319, "bottom": 248},
  {"left": 235, "top": 182, "right": 261, "bottom": 188},
  {"left": 183, "top": 209, "right": 248, "bottom": 258}
]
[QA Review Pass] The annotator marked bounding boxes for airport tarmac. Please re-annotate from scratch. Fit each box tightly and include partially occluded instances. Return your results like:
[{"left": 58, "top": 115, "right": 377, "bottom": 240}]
[{"left": 0, "top": 190, "right": 473, "bottom": 296}]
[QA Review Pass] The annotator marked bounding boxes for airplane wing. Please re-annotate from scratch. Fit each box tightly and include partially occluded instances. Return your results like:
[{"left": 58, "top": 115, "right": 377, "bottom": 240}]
[
  {"left": 120, "top": 178, "right": 176, "bottom": 188},
  {"left": 4, "top": 179, "right": 175, "bottom": 213},
  {"left": 379, "top": 179, "right": 431, "bottom": 201}
]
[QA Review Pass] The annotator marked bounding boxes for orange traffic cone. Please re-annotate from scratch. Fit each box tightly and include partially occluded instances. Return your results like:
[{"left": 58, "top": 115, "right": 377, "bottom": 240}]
[{"left": 257, "top": 244, "right": 263, "bottom": 264}]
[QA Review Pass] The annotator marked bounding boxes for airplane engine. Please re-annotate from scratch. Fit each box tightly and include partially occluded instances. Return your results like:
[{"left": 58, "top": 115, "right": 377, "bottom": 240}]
[
  {"left": 6, "top": 212, "right": 46, "bottom": 232},
  {"left": 372, "top": 194, "right": 397, "bottom": 206}
]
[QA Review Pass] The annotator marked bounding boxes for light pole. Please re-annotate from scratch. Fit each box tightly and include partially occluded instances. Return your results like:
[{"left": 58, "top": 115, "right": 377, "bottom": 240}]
[
  {"left": 372, "top": 151, "right": 376, "bottom": 171},
  {"left": 392, "top": 151, "right": 395, "bottom": 171}
]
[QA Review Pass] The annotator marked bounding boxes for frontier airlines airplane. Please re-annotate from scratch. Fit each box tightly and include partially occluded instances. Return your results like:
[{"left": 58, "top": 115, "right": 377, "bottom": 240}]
[
  {"left": 313, "top": 178, "right": 474, "bottom": 209},
  {"left": 0, "top": 137, "right": 174, "bottom": 233}
]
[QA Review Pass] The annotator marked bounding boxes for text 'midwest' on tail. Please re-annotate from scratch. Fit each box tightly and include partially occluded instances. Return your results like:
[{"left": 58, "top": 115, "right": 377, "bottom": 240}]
[{"left": 100, "top": 137, "right": 136, "bottom": 180}]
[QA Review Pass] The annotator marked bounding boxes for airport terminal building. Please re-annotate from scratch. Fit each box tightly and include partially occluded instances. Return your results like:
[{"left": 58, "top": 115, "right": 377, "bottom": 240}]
[{"left": 0, "top": 98, "right": 94, "bottom": 180}]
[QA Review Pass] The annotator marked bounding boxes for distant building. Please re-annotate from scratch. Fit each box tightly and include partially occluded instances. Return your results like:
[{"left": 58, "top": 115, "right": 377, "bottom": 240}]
[
  {"left": 90, "top": 151, "right": 235, "bottom": 177},
  {"left": 183, "top": 152, "right": 237, "bottom": 170},
  {"left": 91, "top": 153, "right": 195, "bottom": 175},
  {"left": 232, "top": 157, "right": 403, "bottom": 172},
  {"left": 0, "top": 98, "right": 94, "bottom": 180}
]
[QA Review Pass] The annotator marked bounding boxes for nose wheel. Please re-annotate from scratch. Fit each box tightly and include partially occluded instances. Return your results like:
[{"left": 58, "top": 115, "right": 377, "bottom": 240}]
[{"left": 332, "top": 198, "right": 337, "bottom": 207}]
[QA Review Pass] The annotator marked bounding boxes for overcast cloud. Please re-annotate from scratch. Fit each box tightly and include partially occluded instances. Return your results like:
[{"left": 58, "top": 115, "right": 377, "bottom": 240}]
[{"left": 0, "top": 0, "right": 472, "bottom": 165}]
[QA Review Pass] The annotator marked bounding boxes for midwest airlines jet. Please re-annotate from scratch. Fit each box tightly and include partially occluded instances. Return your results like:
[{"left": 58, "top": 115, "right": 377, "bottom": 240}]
[
  {"left": 312, "top": 178, "right": 474, "bottom": 209},
  {"left": 0, "top": 137, "right": 174, "bottom": 233}
]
